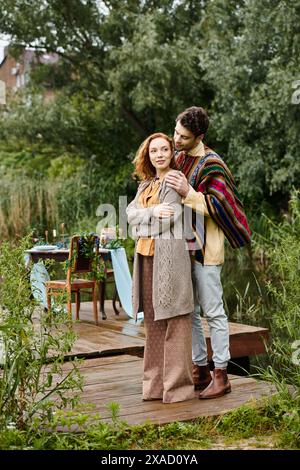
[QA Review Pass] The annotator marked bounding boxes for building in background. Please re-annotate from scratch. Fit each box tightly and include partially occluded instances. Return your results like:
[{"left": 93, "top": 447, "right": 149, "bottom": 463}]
[{"left": 0, "top": 46, "right": 59, "bottom": 104}]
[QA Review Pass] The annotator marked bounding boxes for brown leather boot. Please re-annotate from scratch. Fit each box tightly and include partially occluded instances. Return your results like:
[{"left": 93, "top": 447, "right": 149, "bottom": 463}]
[
  {"left": 199, "top": 368, "right": 231, "bottom": 399},
  {"left": 193, "top": 364, "right": 212, "bottom": 391}
]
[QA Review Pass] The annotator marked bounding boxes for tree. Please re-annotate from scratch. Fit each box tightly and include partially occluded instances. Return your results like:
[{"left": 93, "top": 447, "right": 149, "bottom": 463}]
[
  {"left": 200, "top": 0, "right": 300, "bottom": 208},
  {"left": 0, "top": 0, "right": 299, "bottom": 214},
  {"left": 0, "top": 0, "right": 210, "bottom": 138}
]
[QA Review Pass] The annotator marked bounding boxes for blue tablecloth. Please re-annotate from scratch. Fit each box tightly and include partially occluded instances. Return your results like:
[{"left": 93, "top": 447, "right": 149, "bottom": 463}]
[
  {"left": 30, "top": 261, "right": 50, "bottom": 308},
  {"left": 109, "top": 248, "right": 143, "bottom": 320}
]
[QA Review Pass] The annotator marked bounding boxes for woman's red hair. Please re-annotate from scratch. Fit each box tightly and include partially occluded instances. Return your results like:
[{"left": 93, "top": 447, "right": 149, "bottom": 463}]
[{"left": 132, "top": 132, "right": 175, "bottom": 181}]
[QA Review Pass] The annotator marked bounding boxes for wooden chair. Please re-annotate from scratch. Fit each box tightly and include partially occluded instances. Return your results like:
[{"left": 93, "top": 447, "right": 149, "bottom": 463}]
[{"left": 46, "top": 235, "right": 99, "bottom": 324}]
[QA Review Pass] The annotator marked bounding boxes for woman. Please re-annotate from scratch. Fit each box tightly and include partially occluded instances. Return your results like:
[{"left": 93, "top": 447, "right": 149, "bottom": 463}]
[{"left": 126, "top": 132, "right": 194, "bottom": 403}]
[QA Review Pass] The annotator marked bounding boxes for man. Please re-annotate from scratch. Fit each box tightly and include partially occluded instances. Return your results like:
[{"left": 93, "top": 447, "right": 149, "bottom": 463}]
[{"left": 165, "top": 106, "right": 251, "bottom": 399}]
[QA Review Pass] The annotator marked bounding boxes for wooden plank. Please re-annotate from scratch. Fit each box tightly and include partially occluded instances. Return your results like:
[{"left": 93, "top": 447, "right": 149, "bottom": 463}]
[
  {"left": 57, "top": 355, "right": 276, "bottom": 426},
  {"left": 67, "top": 321, "right": 144, "bottom": 358},
  {"left": 69, "top": 302, "right": 268, "bottom": 360}
]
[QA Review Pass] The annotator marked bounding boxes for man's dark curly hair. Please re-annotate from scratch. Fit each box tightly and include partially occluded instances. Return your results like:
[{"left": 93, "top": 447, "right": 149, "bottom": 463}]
[{"left": 176, "top": 106, "right": 209, "bottom": 137}]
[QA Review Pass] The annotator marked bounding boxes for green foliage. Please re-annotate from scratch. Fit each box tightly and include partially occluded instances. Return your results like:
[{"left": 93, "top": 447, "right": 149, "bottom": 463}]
[
  {"left": 107, "top": 10, "right": 208, "bottom": 134},
  {"left": 47, "top": 154, "right": 85, "bottom": 180},
  {"left": 279, "top": 400, "right": 300, "bottom": 448},
  {"left": 0, "top": 0, "right": 210, "bottom": 161},
  {"left": 0, "top": 172, "right": 59, "bottom": 239},
  {"left": 215, "top": 403, "right": 272, "bottom": 438},
  {"left": 261, "top": 390, "right": 300, "bottom": 449},
  {"left": 66, "top": 233, "right": 106, "bottom": 282},
  {"left": 0, "top": 160, "right": 135, "bottom": 240},
  {"left": 1, "top": 0, "right": 298, "bottom": 232},
  {"left": 122, "top": 236, "right": 135, "bottom": 264},
  {"left": 225, "top": 279, "right": 267, "bottom": 326},
  {"left": 0, "top": 398, "right": 296, "bottom": 449},
  {"left": 251, "top": 190, "right": 300, "bottom": 447},
  {"left": 259, "top": 190, "right": 300, "bottom": 382},
  {"left": 0, "top": 236, "right": 82, "bottom": 430},
  {"left": 201, "top": 0, "right": 300, "bottom": 208}
]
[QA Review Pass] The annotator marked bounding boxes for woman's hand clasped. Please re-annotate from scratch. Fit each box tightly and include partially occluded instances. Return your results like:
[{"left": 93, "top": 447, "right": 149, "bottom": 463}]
[{"left": 152, "top": 203, "right": 174, "bottom": 219}]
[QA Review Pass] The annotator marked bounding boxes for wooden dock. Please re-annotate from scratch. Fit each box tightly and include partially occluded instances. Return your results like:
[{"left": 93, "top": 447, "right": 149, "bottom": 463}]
[
  {"left": 59, "top": 354, "right": 275, "bottom": 426},
  {"left": 68, "top": 301, "right": 268, "bottom": 369},
  {"left": 48, "top": 300, "right": 274, "bottom": 426}
]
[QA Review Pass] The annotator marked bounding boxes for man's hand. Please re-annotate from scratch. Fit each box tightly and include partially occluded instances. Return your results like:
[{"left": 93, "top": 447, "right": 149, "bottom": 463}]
[
  {"left": 165, "top": 171, "right": 189, "bottom": 198},
  {"left": 152, "top": 203, "right": 174, "bottom": 219}
]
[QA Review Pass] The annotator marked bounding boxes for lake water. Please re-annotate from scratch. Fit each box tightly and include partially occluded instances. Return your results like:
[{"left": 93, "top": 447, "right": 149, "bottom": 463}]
[{"left": 222, "top": 250, "right": 270, "bottom": 329}]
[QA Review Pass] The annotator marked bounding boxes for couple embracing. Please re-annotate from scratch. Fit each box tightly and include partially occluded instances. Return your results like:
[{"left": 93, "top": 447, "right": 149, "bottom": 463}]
[{"left": 127, "top": 107, "right": 251, "bottom": 404}]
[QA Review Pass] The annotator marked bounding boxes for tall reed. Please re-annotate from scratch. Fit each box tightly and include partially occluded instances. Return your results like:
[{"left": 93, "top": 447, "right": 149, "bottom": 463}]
[
  {"left": 0, "top": 162, "right": 135, "bottom": 241},
  {"left": 0, "top": 174, "right": 59, "bottom": 239}
]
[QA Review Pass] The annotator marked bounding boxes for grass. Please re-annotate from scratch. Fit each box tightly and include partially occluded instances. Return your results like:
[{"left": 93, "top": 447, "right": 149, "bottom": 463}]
[
  {"left": 0, "top": 394, "right": 298, "bottom": 450},
  {"left": 0, "top": 192, "right": 299, "bottom": 449}
]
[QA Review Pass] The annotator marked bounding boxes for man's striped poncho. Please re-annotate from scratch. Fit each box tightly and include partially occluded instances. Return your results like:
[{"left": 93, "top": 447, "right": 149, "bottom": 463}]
[{"left": 175, "top": 149, "right": 251, "bottom": 263}]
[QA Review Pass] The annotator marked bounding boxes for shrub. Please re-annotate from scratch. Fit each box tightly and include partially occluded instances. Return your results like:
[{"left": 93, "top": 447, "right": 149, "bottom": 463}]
[{"left": 0, "top": 236, "right": 82, "bottom": 430}]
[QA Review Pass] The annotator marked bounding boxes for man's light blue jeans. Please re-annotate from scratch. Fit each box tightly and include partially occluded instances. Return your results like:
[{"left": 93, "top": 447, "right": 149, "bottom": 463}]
[{"left": 192, "top": 263, "right": 230, "bottom": 369}]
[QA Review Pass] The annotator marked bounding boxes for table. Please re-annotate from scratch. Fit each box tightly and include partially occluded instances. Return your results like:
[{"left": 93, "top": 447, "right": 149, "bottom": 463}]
[{"left": 25, "top": 247, "right": 135, "bottom": 320}]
